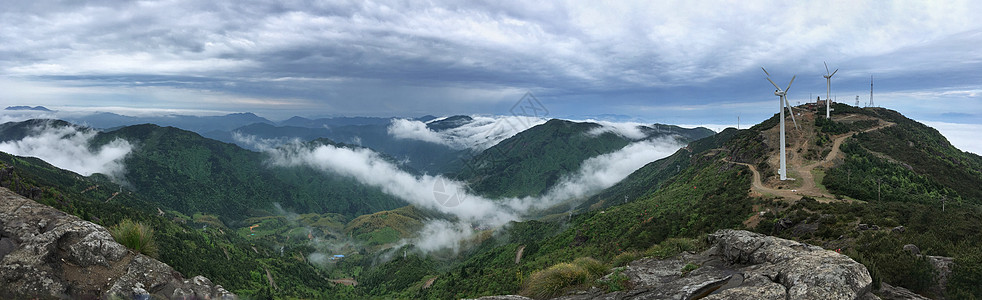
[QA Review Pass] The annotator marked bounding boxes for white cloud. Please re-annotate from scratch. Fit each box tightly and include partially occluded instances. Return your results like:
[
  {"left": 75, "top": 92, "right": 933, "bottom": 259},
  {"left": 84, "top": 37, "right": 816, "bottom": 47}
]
[
  {"left": 387, "top": 118, "right": 446, "bottom": 145},
  {"left": 266, "top": 134, "right": 684, "bottom": 252},
  {"left": 231, "top": 131, "right": 297, "bottom": 152},
  {"left": 3, "top": 1, "right": 981, "bottom": 117},
  {"left": 583, "top": 120, "right": 648, "bottom": 140},
  {"left": 920, "top": 121, "right": 982, "bottom": 155},
  {"left": 411, "top": 220, "right": 475, "bottom": 254},
  {"left": 387, "top": 115, "right": 547, "bottom": 150},
  {"left": 526, "top": 137, "right": 684, "bottom": 207},
  {"left": 0, "top": 123, "right": 132, "bottom": 181}
]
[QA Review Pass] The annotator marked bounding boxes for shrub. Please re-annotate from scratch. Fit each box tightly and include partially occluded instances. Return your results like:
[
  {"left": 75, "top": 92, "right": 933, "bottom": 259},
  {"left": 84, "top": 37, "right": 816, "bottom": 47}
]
[
  {"left": 573, "top": 257, "right": 608, "bottom": 278},
  {"left": 521, "top": 263, "right": 588, "bottom": 299},
  {"left": 681, "top": 263, "right": 700, "bottom": 276},
  {"left": 109, "top": 219, "right": 158, "bottom": 257},
  {"left": 611, "top": 251, "right": 641, "bottom": 267},
  {"left": 598, "top": 267, "right": 629, "bottom": 292}
]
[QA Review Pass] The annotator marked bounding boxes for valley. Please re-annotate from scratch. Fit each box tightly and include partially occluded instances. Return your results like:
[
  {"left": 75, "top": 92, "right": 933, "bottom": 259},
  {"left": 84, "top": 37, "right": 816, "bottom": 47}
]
[
  {"left": 4, "top": 3, "right": 982, "bottom": 299},
  {"left": 0, "top": 105, "right": 980, "bottom": 299}
]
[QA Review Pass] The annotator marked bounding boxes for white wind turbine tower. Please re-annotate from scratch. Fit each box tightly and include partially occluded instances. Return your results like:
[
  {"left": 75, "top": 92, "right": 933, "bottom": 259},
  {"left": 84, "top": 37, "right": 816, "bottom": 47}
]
[
  {"left": 823, "top": 62, "right": 838, "bottom": 119},
  {"left": 762, "top": 67, "right": 797, "bottom": 181}
]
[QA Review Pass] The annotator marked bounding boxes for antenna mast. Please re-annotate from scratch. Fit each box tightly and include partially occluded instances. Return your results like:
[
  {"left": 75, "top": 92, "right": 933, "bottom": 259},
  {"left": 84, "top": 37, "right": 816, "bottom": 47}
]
[{"left": 869, "top": 74, "right": 874, "bottom": 107}]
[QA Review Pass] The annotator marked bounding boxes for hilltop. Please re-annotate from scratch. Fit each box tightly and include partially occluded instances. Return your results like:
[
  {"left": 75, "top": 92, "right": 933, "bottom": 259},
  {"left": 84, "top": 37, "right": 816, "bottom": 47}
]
[
  {"left": 0, "top": 107, "right": 979, "bottom": 299},
  {"left": 457, "top": 119, "right": 713, "bottom": 198},
  {"left": 415, "top": 104, "right": 982, "bottom": 299}
]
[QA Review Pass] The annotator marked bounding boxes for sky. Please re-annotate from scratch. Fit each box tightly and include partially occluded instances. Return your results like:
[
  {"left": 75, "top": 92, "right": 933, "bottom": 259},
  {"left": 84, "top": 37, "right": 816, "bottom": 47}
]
[{"left": 1, "top": 1, "right": 980, "bottom": 135}]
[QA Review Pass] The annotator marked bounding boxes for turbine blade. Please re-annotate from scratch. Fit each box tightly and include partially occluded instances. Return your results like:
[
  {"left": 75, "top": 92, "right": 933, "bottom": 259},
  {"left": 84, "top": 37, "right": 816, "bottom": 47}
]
[
  {"left": 766, "top": 77, "right": 781, "bottom": 90},
  {"left": 830, "top": 68, "right": 838, "bottom": 77},
  {"left": 785, "top": 75, "right": 796, "bottom": 92},
  {"left": 761, "top": 67, "right": 771, "bottom": 77},
  {"left": 786, "top": 100, "right": 799, "bottom": 129},
  {"left": 825, "top": 61, "right": 830, "bottom": 74}
]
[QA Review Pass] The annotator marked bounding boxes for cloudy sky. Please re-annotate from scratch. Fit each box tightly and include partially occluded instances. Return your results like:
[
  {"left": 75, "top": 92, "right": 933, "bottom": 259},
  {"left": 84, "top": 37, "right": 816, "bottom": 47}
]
[{"left": 1, "top": 1, "right": 980, "bottom": 128}]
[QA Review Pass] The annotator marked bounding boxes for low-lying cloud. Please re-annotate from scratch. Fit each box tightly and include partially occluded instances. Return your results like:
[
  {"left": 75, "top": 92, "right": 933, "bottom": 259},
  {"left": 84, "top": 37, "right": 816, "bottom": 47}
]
[
  {"left": 584, "top": 120, "right": 649, "bottom": 140},
  {"left": 0, "top": 123, "right": 133, "bottom": 181},
  {"left": 231, "top": 131, "right": 297, "bottom": 152},
  {"left": 920, "top": 121, "right": 982, "bottom": 155},
  {"left": 387, "top": 115, "right": 547, "bottom": 151},
  {"left": 267, "top": 133, "right": 684, "bottom": 252}
]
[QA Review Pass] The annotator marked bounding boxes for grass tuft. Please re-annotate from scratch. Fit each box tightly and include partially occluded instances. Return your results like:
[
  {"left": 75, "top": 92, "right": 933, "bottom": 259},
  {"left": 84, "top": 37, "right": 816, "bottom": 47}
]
[
  {"left": 109, "top": 219, "right": 158, "bottom": 257},
  {"left": 521, "top": 262, "right": 589, "bottom": 299},
  {"left": 521, "top": 257, "right": 609, "bottom": 299},
  {"left": 573, "top": 257, "right": 608, "bottom": 278}
]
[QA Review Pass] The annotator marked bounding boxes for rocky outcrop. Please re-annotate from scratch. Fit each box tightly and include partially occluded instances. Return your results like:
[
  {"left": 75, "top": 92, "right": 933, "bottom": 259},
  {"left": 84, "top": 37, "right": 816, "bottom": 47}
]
[
  {"left": 491, "top": 229, "right": 877, "bottom": 300},
  {"left": 0, "top": 187, "right": 236, "bottom": 299}
]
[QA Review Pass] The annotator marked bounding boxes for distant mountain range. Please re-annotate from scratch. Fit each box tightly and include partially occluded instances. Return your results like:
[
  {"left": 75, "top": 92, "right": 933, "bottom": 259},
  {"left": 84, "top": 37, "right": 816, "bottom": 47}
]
[
  {"left": 2, "top": 104, "right": 979, "bottom": 298},
  {"left": 4, "top": 105, "right": 52, "bottom": 111},
  {"left": 57, "top": 111, "right": 423, "bottom": 134}
]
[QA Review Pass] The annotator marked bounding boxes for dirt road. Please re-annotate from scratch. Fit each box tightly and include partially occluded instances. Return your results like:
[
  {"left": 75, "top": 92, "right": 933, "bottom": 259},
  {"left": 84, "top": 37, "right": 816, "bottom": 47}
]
[{"left": 726, "top": 119, "right": 894, "bottom": 203}]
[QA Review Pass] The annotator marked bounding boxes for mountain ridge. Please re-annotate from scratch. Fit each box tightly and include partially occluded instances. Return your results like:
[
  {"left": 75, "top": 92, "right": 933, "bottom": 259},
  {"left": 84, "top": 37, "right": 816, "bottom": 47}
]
[{"left": 0, "top": 105, "right": 980, "bottom": 298}]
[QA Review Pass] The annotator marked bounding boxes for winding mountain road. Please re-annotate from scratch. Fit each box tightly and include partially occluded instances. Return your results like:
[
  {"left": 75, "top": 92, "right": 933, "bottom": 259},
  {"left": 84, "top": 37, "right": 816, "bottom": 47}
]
[{"left": 726, "top": 118, "right": 894, "bottom": 202}]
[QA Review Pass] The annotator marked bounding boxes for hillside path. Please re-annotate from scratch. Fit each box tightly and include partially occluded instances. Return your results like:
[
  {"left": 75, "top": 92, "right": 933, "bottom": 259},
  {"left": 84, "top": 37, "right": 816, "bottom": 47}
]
[{"left": 726, "top": 120, "right": 894, "bottom": 203}]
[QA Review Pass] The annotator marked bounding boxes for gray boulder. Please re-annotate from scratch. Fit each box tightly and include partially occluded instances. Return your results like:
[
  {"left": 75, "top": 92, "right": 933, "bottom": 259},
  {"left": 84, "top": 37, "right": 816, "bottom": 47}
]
[
  {"left": 504, "top": 229, "right": 876, "bottom": 300},
  {"left": 0, "top": 187, "right": 235, "bottom": 299},
  {"left": 903, "top": 244, "right": 920, "bottom": 256}
]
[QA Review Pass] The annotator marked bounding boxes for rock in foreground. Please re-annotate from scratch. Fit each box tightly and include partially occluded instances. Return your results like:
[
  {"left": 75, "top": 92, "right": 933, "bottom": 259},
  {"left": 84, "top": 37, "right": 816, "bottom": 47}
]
[
  {"left": 480, "top": 229, "right": 877, "bottom": 300},
  {"left": 0, "top": 187, "right": 236, "bottom": 299}
]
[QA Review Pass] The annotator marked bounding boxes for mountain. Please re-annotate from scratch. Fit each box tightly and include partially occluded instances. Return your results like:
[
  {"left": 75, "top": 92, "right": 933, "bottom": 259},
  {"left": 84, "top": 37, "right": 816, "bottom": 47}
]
[
  {"left": 204, "top": 121, "right": 466, "bottom": 173},
  {"left": 3, "top": 105, "right": 982, "bottom": 298},
  {"left": 425, "top": 115, "right": 473, "bottom": 131},
  {"left": 98, "top": 123, "right": 406, "bottom": 221},
  {"left": 455, "top": 119, "right": 715, "bottom": 198},
  {"left": 0, "top": 187, "right": 236, "bottom": 299},
  {"left": 0, "top": 147, "right": 343, "bottom": 298},
  {"left": 393, "top": 105, "right": 982, "bottom": 298},
  {"left": 0, "top": 120, "right": 407, "bottom": 222},
  {"left": 4, "top": 105, "right": 52, "bottom": 111},
  {"left": 278, "top": 116, "right": 393, "bottom": 128},
  {"left": 64, "top": 112, "right": 274, "bottom": 133},
  {"left": 576, "top": 127, "right": 742, "bottom": 211}
]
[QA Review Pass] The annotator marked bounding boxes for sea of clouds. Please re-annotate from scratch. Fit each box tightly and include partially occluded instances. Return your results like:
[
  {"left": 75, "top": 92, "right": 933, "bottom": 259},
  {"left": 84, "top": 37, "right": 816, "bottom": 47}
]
[
  {"left": 265, "top": 117, "right": 685, "bottom": 252},
  {"left": 0, "top": 123, "right": 133, "bottom": 181}
]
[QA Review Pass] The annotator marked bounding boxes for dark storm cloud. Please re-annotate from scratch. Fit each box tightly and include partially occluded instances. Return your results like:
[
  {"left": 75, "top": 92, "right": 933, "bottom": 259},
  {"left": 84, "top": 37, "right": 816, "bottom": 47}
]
[{"left": 1, "top": 0, "right": 981, "bottom": 120}]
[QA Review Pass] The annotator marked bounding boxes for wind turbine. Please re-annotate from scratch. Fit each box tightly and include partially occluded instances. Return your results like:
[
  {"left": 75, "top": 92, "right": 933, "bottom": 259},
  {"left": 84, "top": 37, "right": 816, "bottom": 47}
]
[
  {"left": 823, "top": 62, "right": 838, "bottom": 119},
  {"left": 762, "top": 67, "right": 796, "bottom": 181}
]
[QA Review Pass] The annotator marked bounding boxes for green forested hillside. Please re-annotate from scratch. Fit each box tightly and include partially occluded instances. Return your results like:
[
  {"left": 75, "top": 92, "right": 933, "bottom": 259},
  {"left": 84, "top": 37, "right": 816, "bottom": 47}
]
[
  {"left": 418, "top": 136, "right": 754, "bottom": 298},
  {"left": 0, "top": 153, "right": 350, "bottom": 299},
  {"left": 4, "top": 109, "right": 982, "bottom": 299},
  {"left": 90, "top": 124, "right": 405, "bottom": 222},
  {"left": 457, "top": 119, "right": 714, "bottom": 198},
  {"left": 827, "top": 105, "right": 982, "bottom": 203},
  {"left": 205, "top": 121, "right": 467, "bottom": 173},
  {"left": 578, "top": 128, "right": 741, "bottom": 211}
]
